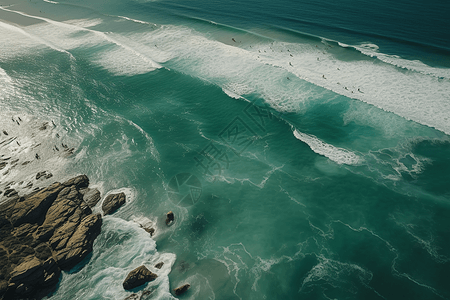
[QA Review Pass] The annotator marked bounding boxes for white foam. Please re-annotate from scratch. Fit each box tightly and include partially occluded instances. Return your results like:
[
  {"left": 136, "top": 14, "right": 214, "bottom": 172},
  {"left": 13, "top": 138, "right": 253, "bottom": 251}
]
[
  {"left": 64, "top": 18, "right": 103, "bottom": 28},
  {"left": 118, "top": 15, "right": 155, "bottom": 26},
  {"left": 252, "top": 40, "right": 450, "bottom": 134},
  {"left": 119, "top": 22, "right": 450, "bottom": 133},
  {"left": 353, "top": 43, "right": 450, "bottom": 79},
  {"left": 293, "top": 129, "right": 361, "bottom": 165},
  {"left": 43, "top": 0, "right": 59, "bottom": 4},
  {"left": 0, "top": 113, "right": 78, "bottom": 195},
  {"left": 49, "top": 217, "right": 177, "bottom": 300},
  {"left": 0, "top": 67, "right": 14, "bottom": 97},
  {"left": 0, "top": 7, "right": 161, "bottom": 76}
]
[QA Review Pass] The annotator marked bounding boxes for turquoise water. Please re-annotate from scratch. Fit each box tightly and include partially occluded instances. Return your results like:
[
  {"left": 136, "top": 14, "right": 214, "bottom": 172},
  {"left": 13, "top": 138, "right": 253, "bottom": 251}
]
[{"left": 1, "top": 0, "right": 450, "bottom": 299}]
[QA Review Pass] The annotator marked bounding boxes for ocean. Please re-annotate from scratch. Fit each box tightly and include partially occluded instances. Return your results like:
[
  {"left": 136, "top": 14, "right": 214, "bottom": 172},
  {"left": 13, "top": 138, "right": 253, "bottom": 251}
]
[{"left": 1, "top": 0, "right": 450, "bottom": 299}]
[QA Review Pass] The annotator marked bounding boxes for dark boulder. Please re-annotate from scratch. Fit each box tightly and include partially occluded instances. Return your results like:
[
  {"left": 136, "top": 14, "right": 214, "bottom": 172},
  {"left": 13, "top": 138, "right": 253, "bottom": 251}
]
[
  {"left": 165, "top": 211, "right": 174, "bottom": 225},
  {"left": 123, "top": 265, "right": 157, "bottom": 290}
]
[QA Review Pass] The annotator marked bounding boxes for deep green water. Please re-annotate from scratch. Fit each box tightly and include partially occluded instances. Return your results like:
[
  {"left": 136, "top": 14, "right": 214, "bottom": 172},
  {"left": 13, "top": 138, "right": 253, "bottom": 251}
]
[{"left": 1, "top": 0, "right": 450, "bottom": 299}]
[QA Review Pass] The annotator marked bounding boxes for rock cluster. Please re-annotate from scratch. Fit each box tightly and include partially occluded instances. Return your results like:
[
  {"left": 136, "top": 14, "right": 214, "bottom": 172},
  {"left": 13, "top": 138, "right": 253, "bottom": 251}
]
[{"left": 0, "top": 175, "right": 102, "bottom": 300}]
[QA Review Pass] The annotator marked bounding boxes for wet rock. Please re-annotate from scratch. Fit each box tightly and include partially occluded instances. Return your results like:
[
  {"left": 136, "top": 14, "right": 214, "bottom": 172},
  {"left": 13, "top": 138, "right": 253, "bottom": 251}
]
[
  {"left": 140, "top": 289, "right": 155, "bottom": 299},
  {"left": 143, "top": 227, "right": 155, "bottom": 236},
  {"left": 154, "top": 262, "right": 164, "bottom": 269},
  {"left": 165, "top": 211, "right": 174, "bottom": 225},
  {"left": 102, "top": 192, "right": 126, "bottom": 215},
  {"left": 80, "top": 188, "right": 101, "bottom": 208},
  {"left": 173, "top": 284, "right": 190, "bottom": 296},
  {"left": 122, "top": 265, "right": 158, "bottom": 290},
  {"left": 36, "top": 171, "right": 53, "bottom": 180},
  {"left": 124, "top": 293, "right": 140, "bottom": 300},
  {"left": 3, "top": 189, "right": 18, "bottom": 199}
]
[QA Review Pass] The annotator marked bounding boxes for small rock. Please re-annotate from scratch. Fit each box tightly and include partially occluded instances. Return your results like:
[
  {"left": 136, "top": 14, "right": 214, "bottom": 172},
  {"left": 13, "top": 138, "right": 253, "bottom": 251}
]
[
  {"left": 154, "top": 262, "right": 164, "bottom": 269},
  {"left": 122, "top": 265, "right": 158, "bottom": 290},
  {"left": 124, "top": 293, "right": 140, "bottom": 300},
  {"left": 173, "top": 284, "right": 190, "bottom": 296},
  {"left": 36, "top": 171, "right": 53, "bottom": 180},
  {"left": 39, "top": 122, "right": 48, "bottom": 130},
  {"left": 165, "top": 211, "right": 174, "bottom": 225},
  {"left": 102, "top": 192, "right": 126, "bottom": 215},
  {"left": 143, "top": 227, "right": 155, "bottom": 236},
  {"left": 4, "top": 188, "right": 18, "bottom": 198},
  {"left": 141, "top": 289, "right": 155, "bottom": 299},
  {"left": 2, "top": 130, "right": 8, "bottom": 135}
]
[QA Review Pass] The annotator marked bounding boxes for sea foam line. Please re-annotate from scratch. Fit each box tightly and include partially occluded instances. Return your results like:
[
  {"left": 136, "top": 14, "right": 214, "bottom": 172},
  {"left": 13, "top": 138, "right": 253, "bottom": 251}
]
[{"left": 293, "top": 129, "right": 361, "bottom": 165}]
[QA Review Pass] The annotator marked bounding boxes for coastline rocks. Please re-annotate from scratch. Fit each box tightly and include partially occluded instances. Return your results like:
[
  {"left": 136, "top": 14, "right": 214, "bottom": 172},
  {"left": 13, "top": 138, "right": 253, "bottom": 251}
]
[
  {"left": 0, "top": 175, "right": 103, "bottom": 300},
  {"left": 173, "top": 284, "right": 190, "bottom": 296},
  {"left": 122, "top": 265, "right": 158, "bottom": 290},
  {"left": 154, "top": 262, "right": 164, "bottom": 269},
  {"left": 102, "top": 192, "right": 126, "bottom": 215}
]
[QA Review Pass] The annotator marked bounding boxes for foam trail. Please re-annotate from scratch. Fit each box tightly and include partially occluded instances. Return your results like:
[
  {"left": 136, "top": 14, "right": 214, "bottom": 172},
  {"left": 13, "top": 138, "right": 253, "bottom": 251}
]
[
  {"left": 293, "top": 129, "right": 361, "bottom": 165},
  {"left": 118, "top": 15, "right": 155, "bottom": 26}
]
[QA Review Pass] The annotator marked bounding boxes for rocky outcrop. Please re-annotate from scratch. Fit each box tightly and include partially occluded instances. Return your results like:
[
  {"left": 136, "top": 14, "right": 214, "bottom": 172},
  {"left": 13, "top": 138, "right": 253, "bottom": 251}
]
[
  {"left": 102, "top": 192, "right": 126, "bottom": 215},
  {"left": 173, "top": 284, "right": 190, "bottom": 296},
  {"left": 154, "top": 262, "right": 164, "bottom": 269},
  {"left": 0, "top": 175, "right": 102, "bottom": 300},
  {"left": 123, "top": 265, "right": 157, "bottom": 290}
]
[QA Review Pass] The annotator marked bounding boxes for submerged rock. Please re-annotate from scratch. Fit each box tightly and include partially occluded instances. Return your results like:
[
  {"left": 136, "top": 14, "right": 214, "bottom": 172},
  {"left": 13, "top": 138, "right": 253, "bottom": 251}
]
[
  {"left": 0, "top": 175, "right": 103, "bottom": 300},
  {"left": 124, "top": 293, "right": 140, "bottom": 300},
  {"left": 102, "top": 192, "right": 126, "bottom": 215},
  {"left": 122, "top": 265, "right": 158, "bottom": 290},
  {"left": 173, "top": 284, "right": 190, "bottom": 296}
]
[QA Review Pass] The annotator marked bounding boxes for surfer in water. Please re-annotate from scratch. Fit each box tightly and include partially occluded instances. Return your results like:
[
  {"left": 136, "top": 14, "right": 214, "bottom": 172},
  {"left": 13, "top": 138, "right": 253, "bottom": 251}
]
[{"left": 232, "top": 38, "right": 236, "bottom": 42}]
